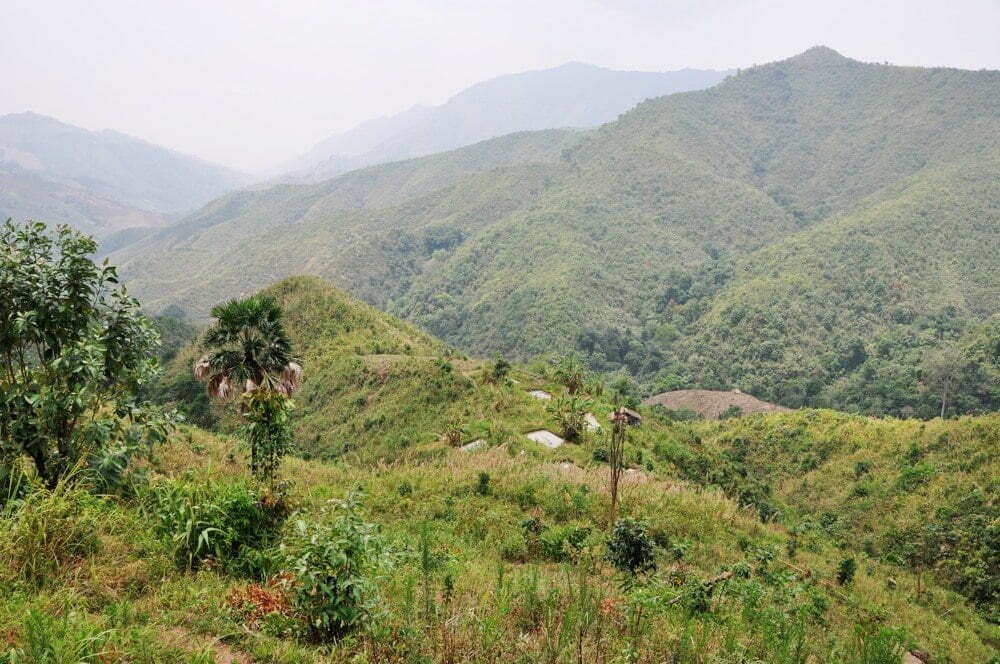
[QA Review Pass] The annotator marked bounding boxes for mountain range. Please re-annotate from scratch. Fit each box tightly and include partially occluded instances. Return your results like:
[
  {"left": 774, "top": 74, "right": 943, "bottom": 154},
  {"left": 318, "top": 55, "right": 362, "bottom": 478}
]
[
  {"left": 113, "top": 47, "right": 1000, "bottom": 416},
  {"left": 279, "top": 62, "right": 731, "bottom": 181},
  {"left": 0, "top": 112, "right": 250, "bottom": 242}
]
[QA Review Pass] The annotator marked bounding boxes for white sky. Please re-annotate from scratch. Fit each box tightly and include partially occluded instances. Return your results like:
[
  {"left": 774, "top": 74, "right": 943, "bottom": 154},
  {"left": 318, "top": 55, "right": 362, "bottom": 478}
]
[{"left": 2, "top": 0, "right": 998, "bottom": 173}]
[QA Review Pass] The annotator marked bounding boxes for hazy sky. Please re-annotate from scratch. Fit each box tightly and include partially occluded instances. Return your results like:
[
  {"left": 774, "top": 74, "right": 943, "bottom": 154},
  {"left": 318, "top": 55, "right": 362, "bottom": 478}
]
[{"left": 2, "top": 0, "right": 998, "bottom": 173}]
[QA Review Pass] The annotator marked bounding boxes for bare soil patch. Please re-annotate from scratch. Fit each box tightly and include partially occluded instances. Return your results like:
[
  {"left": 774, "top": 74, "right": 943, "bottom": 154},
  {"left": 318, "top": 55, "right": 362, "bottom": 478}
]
[{"left": 642, "top": 389, "right": 788, "bottom": 419}]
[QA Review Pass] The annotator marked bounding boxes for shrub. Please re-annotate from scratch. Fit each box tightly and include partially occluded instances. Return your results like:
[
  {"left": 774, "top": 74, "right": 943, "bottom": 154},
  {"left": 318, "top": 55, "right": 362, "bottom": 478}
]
[
  {"left": 0, "top": 482, "right": 100, "bottom": 586},
  {"left": 281, "top": 492, "right": 389, "bottom": 640},
  {"left": 483, "top": 353, "right": 511, "bottom": 383},
  {"left": 719, "top": 404, "right": 743, "bottom": 420},
  {"left": 0, "top": 220, "right": 166, "bottom": 489},
  {"left": 146, "top": 478, "right": 287, "bottom": 575},
  {"left": 475, "top": 472, "right": 491, "bottom": 496},
  {"left": 850, "top": 481, "right": 875, "bottom": 498},
  {"left": 837, "top": 557, "right": 857, "bottom": 585},
  {"left": 606, "top": 518, "right": 656, "bottom": 576},
  {"left": 539, "top": 523, "right": 591, "bottom": 562},
  {"left": 500, "top": 532, "right": 528, "bottom": 562},
  {"left": 894, "top": 463, "right": 935, "bottom": 492}
]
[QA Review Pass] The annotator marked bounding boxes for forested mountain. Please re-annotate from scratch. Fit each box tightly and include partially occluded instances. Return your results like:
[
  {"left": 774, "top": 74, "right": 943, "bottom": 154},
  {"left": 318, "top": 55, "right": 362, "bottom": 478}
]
[
  {"left": 280, "top": 62, "right": 730, "bottom": 181},
  {"left": 0, "top": 112, "right": 250, "bottom": 238},
  {"left": 114, "top": 47, "right": 1000, "bottom": 416}
]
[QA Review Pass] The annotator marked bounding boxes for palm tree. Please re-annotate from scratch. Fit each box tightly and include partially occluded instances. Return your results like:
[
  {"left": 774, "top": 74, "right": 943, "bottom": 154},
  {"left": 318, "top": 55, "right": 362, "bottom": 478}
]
[{"left": 194, "top": 296, "right": 302, "bottom": 477}]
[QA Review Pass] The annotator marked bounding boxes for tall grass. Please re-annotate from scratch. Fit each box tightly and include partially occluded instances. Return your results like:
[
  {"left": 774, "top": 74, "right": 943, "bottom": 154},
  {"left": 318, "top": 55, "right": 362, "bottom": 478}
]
[
  {"left": 0, "top": 480, "right": 99, "bottom": 587},
  {"left": 4, "top": 608, "right": 111, "bottom": 664}
]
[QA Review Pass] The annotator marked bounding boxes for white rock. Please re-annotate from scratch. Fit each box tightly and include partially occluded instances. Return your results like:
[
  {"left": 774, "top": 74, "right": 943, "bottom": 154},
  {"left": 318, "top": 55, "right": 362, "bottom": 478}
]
[
  {"left": 584, "top": 413, "right": 601, "bottom": 432},
  {"left": 460, "top": 439, "right": 487, "bottom": 452},
  {"left": 526, "top": 429, "right": 564, "bottom": 448},
  {"left": 528, "top": 390, "right": 552, "bottom": 400}
]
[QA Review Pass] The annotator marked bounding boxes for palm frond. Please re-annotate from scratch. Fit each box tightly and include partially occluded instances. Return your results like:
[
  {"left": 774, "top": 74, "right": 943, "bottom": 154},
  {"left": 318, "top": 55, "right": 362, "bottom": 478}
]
[
  {"left": 193, "top": 356, "right": 211, "bottom": 380},
  {"left": 207, "top": 374, "right": 234, "bottom": 401},
  {"left": 281, "top": 361, "right": 303, "bottom": 394}
]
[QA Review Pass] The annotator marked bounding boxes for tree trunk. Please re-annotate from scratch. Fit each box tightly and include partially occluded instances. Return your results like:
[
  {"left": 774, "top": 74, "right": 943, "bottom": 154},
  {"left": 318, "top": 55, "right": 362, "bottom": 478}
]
[{"left": 608, "top": 409, "right": 626, "bottom": 528}]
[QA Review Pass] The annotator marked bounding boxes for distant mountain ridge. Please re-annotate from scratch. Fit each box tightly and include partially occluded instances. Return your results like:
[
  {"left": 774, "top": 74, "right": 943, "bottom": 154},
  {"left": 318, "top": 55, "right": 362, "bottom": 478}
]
[
  {"left": 0, "top": 112, "right": 250, "bottom": 238},
  {"left": 280, "top": 62, "right": 731, "bottom": 181}
]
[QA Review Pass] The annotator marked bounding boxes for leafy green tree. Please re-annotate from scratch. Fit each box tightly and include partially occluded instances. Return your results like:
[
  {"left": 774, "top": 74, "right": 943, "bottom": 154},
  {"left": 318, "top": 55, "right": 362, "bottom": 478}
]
[
  {"left": 0, "top": 220, "right": 169, "bottom": 488},
  {"left": 921, "top": 344, "right": 967, "bottom": 418},
  {"left": 194, "top": 296, "right": 301, "bottom": 481}
]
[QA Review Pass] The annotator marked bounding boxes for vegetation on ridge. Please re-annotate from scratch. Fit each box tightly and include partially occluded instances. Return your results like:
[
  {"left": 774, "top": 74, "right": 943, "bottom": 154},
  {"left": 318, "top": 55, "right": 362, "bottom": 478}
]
[{"left": 115, "top": 48, "right": 1000, "bottom": 417}]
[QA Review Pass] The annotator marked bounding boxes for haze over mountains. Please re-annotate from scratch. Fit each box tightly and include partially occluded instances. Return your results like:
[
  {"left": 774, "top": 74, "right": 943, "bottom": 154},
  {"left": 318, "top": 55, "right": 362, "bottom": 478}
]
[
  {"left": 279, "top": 62, "right": 731, "bottom": 181},
  {"left": 1, "top": 63, "right": 729, "bottom": 248},
  {"left": 0, "top": 112, "right": 250, "bottom": 243},
  {"left": 113, "top": 47, "right": 1000, "bottom": 416}
]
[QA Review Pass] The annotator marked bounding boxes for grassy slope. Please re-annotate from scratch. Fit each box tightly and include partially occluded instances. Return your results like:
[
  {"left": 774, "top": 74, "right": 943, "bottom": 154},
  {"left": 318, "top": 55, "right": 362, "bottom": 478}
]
[
  {"left": 125, "top": 277, "right": 999, "bottom": 659},
  {"left": 155, "top": 276, "right": 552, "bottom": 461},
  {"left": 691, "top": 409, "right": 998, "bottom": 566},
  {"left": 5, "top": 407, "right": 997, "bottom": 661}
]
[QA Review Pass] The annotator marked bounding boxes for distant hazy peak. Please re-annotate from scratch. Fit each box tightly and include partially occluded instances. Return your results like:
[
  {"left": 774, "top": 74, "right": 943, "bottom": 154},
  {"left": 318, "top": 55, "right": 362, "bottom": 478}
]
[
  {"left": 793, "top": 45, "right": 848, "bottom": 62},
  {"left": 283, "top": 61, "right": 731, "bottom": 182},
  {"left": 0, "top": 111, "right": 250, "bottom": 239}
]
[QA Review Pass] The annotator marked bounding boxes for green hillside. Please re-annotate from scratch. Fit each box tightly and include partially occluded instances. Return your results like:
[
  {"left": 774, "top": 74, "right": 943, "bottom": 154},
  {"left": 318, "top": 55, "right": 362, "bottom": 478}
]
[
  {"left": 684, "top": 411, "right": 1000, "bottom": 622},
  {"left": 7, "top": 274, "right": 999, "bottom": 662},
  {"left": 154, "top": 276, "right": 548, "bottom": 462},
  {"left": 116, "top": 47, "right": 1000, "bottom": 416}
]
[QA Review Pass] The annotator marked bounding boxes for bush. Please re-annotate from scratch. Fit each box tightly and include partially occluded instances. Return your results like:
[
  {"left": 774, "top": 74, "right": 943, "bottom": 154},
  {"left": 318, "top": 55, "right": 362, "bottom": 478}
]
[
  {"left": 281, "top": 492, "right": 389, "bottom": 640},
  {"left": 850, "top": 481, "right": 875, "bottom": 498},
  {"left": 483, "top": 353, "right": 511, "bottom": 383},
  {"left": 606, "top": 518, "right": 656, "bottom": 576},
  {"left": 719, "top": 404, "right": 743, "bottom": 420},
  {"left": 146, "top": 478, "right": 287, "bottom": 575},
  {"left": 0, "top": 220, "right": 167, "bottom": 489},
  {"left": 894, "top": 463, "right": 935, "bottom": 492},
  {"left": 0, "top": 482, "right": 100, "bottom": 586},
  {"left": 539, "top": 523, "right": 591, "bottom": 562},
  {"left": 500, "top": 532, "right": 528, "bottom": 562},
  {"left": 837, "top": 557, "right": 857, "bottom": 585},
  {"left": 475, "top": 472, "right": 491, "bottom": 496}
]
